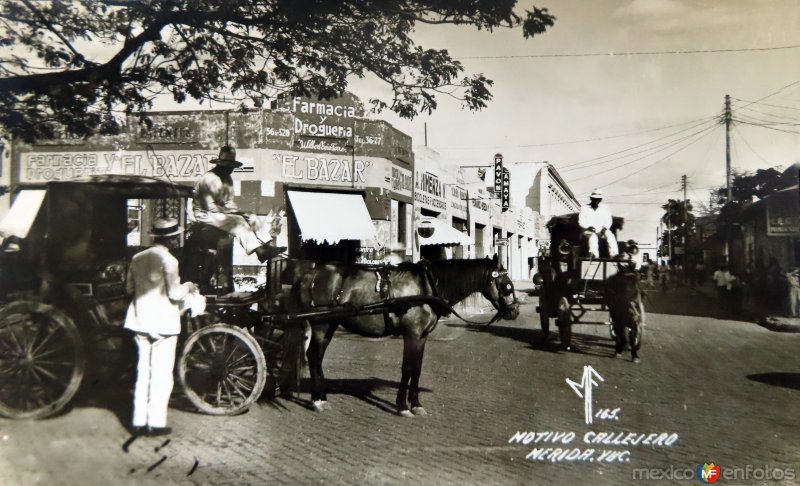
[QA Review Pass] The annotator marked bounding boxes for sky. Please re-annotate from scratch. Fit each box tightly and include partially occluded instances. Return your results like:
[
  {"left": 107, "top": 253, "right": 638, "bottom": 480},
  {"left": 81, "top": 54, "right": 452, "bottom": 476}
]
[{"left": 346, "top": 0, "right": 800, "bottom": 245}]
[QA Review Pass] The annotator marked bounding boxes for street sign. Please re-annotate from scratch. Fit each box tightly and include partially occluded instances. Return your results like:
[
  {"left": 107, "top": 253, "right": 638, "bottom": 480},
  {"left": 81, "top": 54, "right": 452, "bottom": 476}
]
[
  {"left": 501, "top": 167, "right": 510, "bottom": 212},
  {"left": 495, "top": 237, "right": 508, "bottom": 246},
  {"left": 494, "top": 153, "right": 503, "bottom": 193}
]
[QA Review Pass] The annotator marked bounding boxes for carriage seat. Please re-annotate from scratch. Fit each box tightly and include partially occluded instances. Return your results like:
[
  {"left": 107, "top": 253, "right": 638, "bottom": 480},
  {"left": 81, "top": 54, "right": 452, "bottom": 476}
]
[{"left": 205, "top": 286, "right": 267, "bottom": 307}]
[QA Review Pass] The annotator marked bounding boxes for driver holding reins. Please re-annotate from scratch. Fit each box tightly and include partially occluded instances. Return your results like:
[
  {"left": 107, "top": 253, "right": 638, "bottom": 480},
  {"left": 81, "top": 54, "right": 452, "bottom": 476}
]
[
  {"left": 578, "top": 189, "right": 618, "bottom": 259},
  {"left": 192, "top": 146, "right": 285, "bottom": 262}
]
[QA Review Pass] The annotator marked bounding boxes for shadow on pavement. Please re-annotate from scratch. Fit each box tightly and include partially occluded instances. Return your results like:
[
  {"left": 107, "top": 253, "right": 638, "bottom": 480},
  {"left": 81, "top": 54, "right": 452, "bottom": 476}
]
[
  {"left": 747, "top": 372, "right": 800, "bottom": 391},
  {"left": 289, "top": 377, "right": 431, "bottom": 416}
]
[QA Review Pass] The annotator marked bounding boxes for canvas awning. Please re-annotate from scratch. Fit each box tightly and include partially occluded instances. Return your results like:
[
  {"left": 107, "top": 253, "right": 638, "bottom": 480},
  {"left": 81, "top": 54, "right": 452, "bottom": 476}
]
[
  {"left": 418, "top": 217, "right": 473, "bottom": 246},
  {"left": 0, "top": 189, "right": 46, "bottom": 239},
  {"left": 287, "top": 190, "right": 376, "bottom": 244}
]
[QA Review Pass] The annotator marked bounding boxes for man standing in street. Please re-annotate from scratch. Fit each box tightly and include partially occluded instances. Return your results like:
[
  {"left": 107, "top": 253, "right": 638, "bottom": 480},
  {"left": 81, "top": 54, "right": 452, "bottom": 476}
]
[
  {"left": 787, "top": 267, "right": 800, "bottom": 317},
  {"left": 125, "top": 218, "right": 197, "bottom": 436},
  {"left": 192, "top": 146, "right": 285, "bottom": 262},
  {"left": 578, "top": 189, "right": 618, "bottom": 258},
  {"left": 712, "top": 264, "right": 732, "bottom": 307}
]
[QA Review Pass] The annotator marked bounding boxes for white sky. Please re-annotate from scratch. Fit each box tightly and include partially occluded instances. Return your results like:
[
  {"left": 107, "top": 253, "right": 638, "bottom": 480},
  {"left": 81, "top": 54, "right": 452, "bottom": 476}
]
[{"left": 346, "top": 0, "right": 800, "bottom": 245}]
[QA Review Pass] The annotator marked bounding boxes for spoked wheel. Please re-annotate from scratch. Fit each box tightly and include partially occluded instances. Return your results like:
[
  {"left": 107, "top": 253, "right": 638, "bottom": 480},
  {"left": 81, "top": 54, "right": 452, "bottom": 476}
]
[
  {"left": 629, "top": 301, "right": 645, "bottom": 349},
  {"left": 179, "top": 324, "right": 266, "bottom": 415},
  {"left": 557, "top": 296, "right": 573, "bottom": 351},
  {"left": 0, "top": 301, "right": 85, "bottom": 419}
]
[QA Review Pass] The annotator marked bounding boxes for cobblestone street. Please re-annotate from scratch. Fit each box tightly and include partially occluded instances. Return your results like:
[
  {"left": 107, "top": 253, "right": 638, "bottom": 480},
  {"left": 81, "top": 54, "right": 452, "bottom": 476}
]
[{"left": 1, "top": 286, "right": 798, "bottom": 485}]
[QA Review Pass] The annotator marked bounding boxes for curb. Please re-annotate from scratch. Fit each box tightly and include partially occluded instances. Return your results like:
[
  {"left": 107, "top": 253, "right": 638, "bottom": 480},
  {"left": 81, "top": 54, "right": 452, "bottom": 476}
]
[{"left": 757, "top": 317, "right": 800, "bottom": 333}]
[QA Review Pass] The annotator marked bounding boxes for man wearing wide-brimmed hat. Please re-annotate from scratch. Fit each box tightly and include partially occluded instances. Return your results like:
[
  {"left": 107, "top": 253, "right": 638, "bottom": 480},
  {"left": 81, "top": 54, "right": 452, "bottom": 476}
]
[
  {"left": 192, "top": 146, "right": 285, "bottom": 262},
  {"left": 125, "top": 218, "right": 198, "bottom": 436},
  {"left": 578, "top": 189, "right": 618, "bottom": 258}
]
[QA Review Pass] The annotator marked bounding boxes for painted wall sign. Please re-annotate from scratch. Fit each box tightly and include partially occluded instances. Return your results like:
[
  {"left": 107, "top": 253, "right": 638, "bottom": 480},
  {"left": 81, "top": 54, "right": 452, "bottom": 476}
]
[
  {"left": 391, "top": 164, "right": 413, "bottom": 199},
  {"left": 766, "top": 193, "right": 800, "bottom": 236},
  {"left": 20, "top": 150, "right": 215, "bottom": 183},
  {"left": 414, "top": 170, "right": 447, "bottom": 212},
  {"left": 494, "top": 153, "right": 504, "bottom": 193}
]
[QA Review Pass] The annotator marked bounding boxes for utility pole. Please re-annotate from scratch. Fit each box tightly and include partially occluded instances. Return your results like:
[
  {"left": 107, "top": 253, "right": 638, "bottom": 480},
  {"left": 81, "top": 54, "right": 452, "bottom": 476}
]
[
  {"left": 724, "top": 95, "right": 732, "bottom": 203},
  {"left": 723, "top": 94, "right": 732, "bottom": 263},
  {"left": 681, "top": 174, "right": 688, "bottom": 263}
]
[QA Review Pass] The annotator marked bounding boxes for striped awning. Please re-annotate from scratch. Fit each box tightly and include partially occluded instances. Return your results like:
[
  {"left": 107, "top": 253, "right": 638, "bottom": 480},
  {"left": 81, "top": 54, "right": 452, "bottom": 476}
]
[
  {"left": 287, "top": 190, "right": 376, "bottom": 244},
  {"left": 418, "top": 217, "right": 473, "bottom": 247},
  {"left": 0, "top": 189, "right": 46, "bottom": 239}
]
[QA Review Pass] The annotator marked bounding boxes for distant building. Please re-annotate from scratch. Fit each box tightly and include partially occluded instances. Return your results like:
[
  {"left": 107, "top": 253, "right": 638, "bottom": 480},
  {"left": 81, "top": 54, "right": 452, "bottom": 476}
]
[{"left": 525, "top": 164, "right": 580, "bottom": 251}]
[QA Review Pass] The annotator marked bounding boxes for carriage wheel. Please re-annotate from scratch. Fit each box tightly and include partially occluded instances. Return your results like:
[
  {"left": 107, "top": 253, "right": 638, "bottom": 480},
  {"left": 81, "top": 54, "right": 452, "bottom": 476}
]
[
  {"left": 557, "top": 297, "right": 572, "bottom": 351},
  {"left": 179, "top": 324, "right": 267, "bottom": 415},
  {"left": 0, "top": 301, "right": 85, "bottom": 419}
]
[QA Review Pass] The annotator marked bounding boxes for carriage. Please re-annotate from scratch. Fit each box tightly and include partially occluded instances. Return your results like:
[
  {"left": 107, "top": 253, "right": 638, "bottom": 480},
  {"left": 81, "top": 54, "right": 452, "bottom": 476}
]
[
  {"left": 535, "top": 213, "right": 645, "bottom": 360},
  {"left": 0, "top": 175, "right": 514, "bottom": 419}
]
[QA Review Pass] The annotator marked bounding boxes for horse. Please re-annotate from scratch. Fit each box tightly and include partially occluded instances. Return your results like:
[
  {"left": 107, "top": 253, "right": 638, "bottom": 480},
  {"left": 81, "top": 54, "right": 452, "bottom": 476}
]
[
  {"left": 284, "top": 255, "right": 519, "bottom": 416},
  {"left": 604, "top": 264, "right": 645, "bottom": 363}
]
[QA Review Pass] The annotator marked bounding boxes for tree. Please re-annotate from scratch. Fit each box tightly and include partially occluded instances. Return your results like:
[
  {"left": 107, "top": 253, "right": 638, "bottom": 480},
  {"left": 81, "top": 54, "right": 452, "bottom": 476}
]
[
  {"left": 0, "top": 0, "right": 555, "bottom": 140},
  {"left": 661, "top": 198, "right": 695, "bottom": 261},
  {"left": 711, "top": 167, "right": 784, "bottom": 207}
]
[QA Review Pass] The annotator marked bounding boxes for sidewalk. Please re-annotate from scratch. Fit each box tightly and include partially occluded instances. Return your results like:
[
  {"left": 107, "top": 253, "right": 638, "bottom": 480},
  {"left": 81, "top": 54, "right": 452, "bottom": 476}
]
[{"left": 689, "top": 280, "right": 800, "bottom": 333}]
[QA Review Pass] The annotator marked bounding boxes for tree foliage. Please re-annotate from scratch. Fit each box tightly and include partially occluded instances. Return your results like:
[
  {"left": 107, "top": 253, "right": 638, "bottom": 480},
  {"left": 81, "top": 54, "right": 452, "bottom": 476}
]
[
  {"left": 661, "top": 198, "right": 695, "bottom": 232},
  {"left": 711, "top": 167, "right": 784, "bottom": 206},
  {"left": 0, "top": 0, "right": 555, "bottom": 140}
]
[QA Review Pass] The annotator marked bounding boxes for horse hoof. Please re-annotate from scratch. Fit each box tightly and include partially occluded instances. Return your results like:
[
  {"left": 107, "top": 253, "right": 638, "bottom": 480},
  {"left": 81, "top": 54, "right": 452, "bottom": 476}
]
[
  {"left": 632, "top": 357, "right": 641, "bottom": 364},
  {"left": 312, "top": 400, "right": 329, "bottom": 411},
  {"left": 411, "top": 407, "right": 428, "bottom": 416},
  {"left": 399, "top": 409, "right": 415, "bottom": 418},
  {"left": 614, "top": 353, "right": 623, "bottom": 359}
]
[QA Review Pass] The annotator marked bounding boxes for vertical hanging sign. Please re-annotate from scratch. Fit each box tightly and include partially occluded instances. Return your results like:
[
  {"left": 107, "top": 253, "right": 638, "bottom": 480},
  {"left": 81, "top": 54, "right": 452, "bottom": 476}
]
[
  {"left": 501, "top": 167, "right": 510, "bottom": 212},
  {"left": 494, "top": 153, "right": 504, "bottom": 193}
]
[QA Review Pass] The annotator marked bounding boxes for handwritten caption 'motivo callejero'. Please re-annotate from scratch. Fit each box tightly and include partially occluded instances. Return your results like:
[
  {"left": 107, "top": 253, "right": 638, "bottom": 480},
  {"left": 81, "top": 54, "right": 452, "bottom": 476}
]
[{"left": 508, "top": 430, "right": 679, "bottom": 463}]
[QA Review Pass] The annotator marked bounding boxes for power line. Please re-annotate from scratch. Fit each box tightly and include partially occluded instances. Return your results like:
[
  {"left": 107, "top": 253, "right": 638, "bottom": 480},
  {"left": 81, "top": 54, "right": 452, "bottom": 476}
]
[
  {"left": 435, "top": 115, "right": 718, "bottom": 150},
  {"left": 560, "top": 121, "right": 721, "bottom": 174},
  {"left": 732, "top": 104, "right": 800, "bottom": 124},
  {"left": 735, "top": 120, "right": 800, "bottom": 135},
  {"left": 459, "top": 44, "right": 800, "bottom": 60},
  {"left": 568, "top": 123, "right": 720, "bottom": 183},
  {"left": 731, "top": 97, "right": 800, "bottom": 112},
  {"left": 733, "top": 125, "right": 775, "bottom": 165},
  {"left": 736, "top": 79, "right": 800, "bottom": 110},
  {"left": 591, "top": 124, "right": 721, "bottom": 190},
  {"left": 558, "top": 117, "right": 721, "bottom": 171}
]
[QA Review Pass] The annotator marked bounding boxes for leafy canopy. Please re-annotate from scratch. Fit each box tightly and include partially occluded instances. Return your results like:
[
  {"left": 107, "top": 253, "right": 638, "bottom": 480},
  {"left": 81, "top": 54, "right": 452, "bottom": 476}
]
[{"left": 0, "top": 0, "right": 555, "bottom": 140}]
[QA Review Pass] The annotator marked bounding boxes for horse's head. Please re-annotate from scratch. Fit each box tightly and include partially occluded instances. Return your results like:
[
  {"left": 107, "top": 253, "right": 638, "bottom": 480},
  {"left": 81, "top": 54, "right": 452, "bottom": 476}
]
[{"left": 481, "top": 255, "right": 520, "bottom": 320}]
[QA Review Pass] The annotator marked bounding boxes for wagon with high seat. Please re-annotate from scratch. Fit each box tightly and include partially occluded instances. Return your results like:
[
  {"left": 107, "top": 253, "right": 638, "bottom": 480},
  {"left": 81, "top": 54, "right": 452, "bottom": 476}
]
[{"left": 535, "top": 213, "right": 645, "bottom": 358}]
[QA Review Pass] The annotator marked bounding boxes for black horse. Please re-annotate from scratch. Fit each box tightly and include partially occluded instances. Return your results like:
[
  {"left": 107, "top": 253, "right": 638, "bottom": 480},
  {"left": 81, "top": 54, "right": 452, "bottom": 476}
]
[
  {"left": 604, "top": 266, "right": 645, "bottom": 362},
  {"left": 285, "top": 256, "right": 519, "bottom": 416}
]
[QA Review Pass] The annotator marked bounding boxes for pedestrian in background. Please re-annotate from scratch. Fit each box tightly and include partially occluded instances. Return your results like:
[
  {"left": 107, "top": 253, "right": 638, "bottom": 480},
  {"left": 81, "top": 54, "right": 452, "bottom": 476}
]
[
  {"left": 125, "top": 218, "right": 198, "bottom": 436},
  {"left": 786, "top": 268, "right": 800, "bottom": 318},
  {"left": 712, "top": 264, "right": 731, "bottom": 304},
  {"left": 659, "top": 261, "right": 670, "bottom": 292}
]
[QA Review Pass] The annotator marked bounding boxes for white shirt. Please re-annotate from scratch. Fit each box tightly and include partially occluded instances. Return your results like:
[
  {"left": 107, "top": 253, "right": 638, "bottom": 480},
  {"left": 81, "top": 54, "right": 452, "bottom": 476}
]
[
  {"left": 578, "top": 203, "right": 613, "bottom": 231},
  {"left": 712, "top": 270, "right": 731, "bottom": 288}
]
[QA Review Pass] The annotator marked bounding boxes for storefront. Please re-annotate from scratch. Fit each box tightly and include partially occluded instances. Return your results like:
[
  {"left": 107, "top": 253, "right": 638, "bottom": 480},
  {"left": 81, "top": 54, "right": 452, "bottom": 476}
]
[{"left": 8, "top": 93, "right": 415, "bottom": 273}]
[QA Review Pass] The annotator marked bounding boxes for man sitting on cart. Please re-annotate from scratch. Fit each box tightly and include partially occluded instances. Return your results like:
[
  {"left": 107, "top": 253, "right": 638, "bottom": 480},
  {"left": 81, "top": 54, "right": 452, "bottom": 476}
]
[
  {"left": 578, "top": 189, "right": 618, "bottom": 259},
  {"left": 192, "top": 146, "right": 285, "bottom": 263}
]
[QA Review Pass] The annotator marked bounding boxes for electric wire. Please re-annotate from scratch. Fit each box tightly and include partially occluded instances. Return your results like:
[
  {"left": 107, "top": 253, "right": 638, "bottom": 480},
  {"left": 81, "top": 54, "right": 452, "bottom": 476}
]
[
  {"left": 459, "top": 44, "right": 800, "bottom": 60},
  {"left": 568, "top": 123, "right": 721, "bottom": 184}
]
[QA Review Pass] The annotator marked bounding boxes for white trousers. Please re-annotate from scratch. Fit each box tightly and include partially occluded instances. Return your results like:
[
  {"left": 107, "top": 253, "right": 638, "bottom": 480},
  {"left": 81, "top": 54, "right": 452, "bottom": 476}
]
[
  {"left": 584, "top": 230, "right": 618, "bottom": 258},
  {"left": 194, "top": 212, "right": 267, "bottom": 254},
  {"left": 132, "top": 334, "right": 178, "bottom": 428}
]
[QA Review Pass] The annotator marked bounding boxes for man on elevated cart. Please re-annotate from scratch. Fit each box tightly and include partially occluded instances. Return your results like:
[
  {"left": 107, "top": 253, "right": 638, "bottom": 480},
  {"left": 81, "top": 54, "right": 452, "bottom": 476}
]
[{"left": 578, "top": 189, "right": 618, "bottom": 259}]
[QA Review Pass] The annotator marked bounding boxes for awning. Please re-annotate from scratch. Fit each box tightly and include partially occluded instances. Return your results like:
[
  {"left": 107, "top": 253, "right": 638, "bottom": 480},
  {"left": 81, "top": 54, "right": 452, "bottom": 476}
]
[
  {"left": 287, "top": 190, "right": 376, "bottom": 244},
  {"left": 0, "top": 189, "right": 46, "bottom": 239},
  {"left": 418, "top": 217, "right": 474, "bottom": 246}
]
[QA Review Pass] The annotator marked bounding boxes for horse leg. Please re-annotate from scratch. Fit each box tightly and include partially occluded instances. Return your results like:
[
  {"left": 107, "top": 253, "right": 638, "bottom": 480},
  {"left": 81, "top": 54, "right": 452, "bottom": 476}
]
[
  {"left": 408, "top": 336, "right": 428, "bottom": 416},
  {"left": 613, "top": 321, "right": 626, "bottom": 358},
  {"left": 307, "top": 322, "right": 337, "bottom": 411},
  {"left": 396, "top": 334, "right": 414, "bottom": 417}
]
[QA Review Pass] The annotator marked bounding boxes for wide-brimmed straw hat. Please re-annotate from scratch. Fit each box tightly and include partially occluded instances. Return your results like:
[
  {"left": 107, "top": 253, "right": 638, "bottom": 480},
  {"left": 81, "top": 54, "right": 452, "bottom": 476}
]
[
  {"left": 149, "top": 218, "right": 183, "bottom": 237},
  {"left": 590, "top": 189, "right": 603, "bottom": 199},
  {"left": 211, "top": 146, "right": 244, "bottom": 168}
]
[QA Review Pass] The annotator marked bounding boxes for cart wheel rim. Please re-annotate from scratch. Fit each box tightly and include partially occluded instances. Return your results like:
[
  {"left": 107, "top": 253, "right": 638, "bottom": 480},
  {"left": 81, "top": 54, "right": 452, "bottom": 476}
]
[
  {"left": 179, "top": 324, "right": 267, "bottom": 416},
  {"left": 0, "top": 302, "right": 85, "bottom": 419}
]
